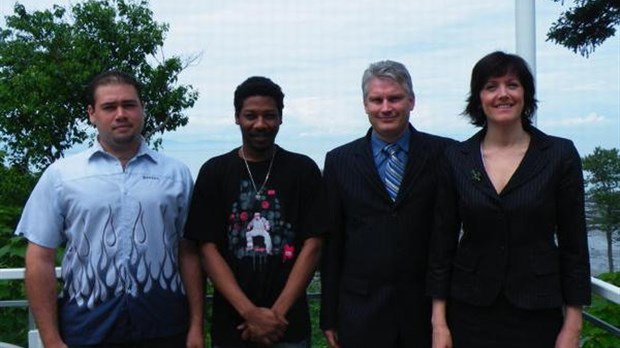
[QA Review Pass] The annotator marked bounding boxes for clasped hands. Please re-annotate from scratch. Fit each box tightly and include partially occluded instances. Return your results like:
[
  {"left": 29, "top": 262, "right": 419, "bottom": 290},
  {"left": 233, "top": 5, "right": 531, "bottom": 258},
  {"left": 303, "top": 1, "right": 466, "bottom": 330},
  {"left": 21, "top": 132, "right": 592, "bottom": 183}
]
[{"left": 238, "top": 307, "right": 289, "bottom": 346}]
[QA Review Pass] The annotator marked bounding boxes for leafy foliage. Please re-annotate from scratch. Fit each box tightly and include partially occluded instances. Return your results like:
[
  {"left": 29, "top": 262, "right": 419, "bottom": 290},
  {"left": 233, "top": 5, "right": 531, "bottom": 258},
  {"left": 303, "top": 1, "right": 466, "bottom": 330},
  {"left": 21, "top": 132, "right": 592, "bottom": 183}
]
[
  {"left": 547, "top": 0, "right": 620, "bottom": 57},
  {"left": 0, "top": 305, "right": 28, "bottom": 347},
  {"left": 582, "top": 272, "right": 620, "bottom": 348},
  {"left": 583, "top": 147, "right": 620, "bottom": 272},
  {"left": 0, "top": 160, "right": 40, "bottom": 207},
  {"left": 0, "top": 161, "right": 37, "bottom": 268},
  {"left": 0, "top": 0, "right": 198, "bottom": 171},
  {"left": 0, "top": 170, "right": 33, "bottom": 347}
]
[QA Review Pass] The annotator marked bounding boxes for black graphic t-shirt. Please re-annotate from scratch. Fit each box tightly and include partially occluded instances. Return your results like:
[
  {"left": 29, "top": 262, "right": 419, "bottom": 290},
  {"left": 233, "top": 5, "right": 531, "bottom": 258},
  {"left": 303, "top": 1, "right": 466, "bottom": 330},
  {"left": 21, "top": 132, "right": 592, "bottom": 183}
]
[{"left": 185, "top": 146, "right": 322, "bottom": 346}]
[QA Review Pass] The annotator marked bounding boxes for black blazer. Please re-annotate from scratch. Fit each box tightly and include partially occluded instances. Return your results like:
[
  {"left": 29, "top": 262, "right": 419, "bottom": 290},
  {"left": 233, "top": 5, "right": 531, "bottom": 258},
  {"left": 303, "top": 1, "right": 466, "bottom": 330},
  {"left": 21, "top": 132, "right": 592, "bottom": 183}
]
[
  {"left": 427, "top": 126, "right": 591, "bottom": 310},
  {"left": 320, "top": 125, "right": 454, "bottom": 348}
]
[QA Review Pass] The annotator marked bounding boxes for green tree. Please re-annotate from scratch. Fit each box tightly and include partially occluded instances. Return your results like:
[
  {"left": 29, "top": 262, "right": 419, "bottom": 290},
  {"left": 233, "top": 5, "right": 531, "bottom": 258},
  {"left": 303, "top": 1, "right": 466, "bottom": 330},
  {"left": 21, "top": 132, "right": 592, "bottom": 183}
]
[
  {"left": 547, "top": 0, "right": 620, "bottom": 57},
  {"left": 0, "top": 156, "right": 39, "bottom": 346},
  {"left": 582, "top": 147, "right": 620, "bottom": 273},
  {"left": 0, "top": 0, "right": 198, "bottom": 171}
]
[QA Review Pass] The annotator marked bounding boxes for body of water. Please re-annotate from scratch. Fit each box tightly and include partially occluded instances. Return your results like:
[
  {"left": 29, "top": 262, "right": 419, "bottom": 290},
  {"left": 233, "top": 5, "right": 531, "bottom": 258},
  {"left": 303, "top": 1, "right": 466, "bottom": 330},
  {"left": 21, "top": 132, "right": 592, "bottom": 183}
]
[{"left": 588, "top": 231, "right": 620, "bottom": 276}]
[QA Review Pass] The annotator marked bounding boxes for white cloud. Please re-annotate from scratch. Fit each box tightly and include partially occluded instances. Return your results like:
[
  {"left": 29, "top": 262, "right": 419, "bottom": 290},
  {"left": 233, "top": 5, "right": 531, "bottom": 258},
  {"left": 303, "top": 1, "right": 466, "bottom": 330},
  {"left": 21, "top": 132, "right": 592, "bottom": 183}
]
[{"left": 540, "top": 112, "right": 607, "bottom": 127}]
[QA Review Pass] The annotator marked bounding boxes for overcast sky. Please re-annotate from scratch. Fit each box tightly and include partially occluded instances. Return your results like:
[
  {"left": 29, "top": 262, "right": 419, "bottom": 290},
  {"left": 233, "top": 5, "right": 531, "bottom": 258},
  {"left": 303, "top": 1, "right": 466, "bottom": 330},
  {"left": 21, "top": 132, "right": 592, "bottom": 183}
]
[{"left": 3, "top": 1, "right": 619, "bottom": 177}]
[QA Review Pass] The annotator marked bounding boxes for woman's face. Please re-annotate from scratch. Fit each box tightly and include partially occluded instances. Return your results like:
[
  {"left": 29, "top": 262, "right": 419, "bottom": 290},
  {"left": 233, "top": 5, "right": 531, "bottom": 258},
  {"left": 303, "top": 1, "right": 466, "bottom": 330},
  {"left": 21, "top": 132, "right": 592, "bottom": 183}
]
[{"left": 479, "top": 73, "right": 525, "bottom": 126}]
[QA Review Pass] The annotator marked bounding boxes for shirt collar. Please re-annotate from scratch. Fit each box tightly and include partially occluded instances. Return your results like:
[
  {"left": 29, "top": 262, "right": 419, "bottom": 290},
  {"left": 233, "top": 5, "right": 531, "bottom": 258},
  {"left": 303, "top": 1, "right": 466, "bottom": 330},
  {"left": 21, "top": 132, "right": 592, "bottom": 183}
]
[
  {"left": 88, "top": 137, "right": 157, "bottom": 163},
  {"left": 371, "top": 126, "right": 411, "bottom": 157}
]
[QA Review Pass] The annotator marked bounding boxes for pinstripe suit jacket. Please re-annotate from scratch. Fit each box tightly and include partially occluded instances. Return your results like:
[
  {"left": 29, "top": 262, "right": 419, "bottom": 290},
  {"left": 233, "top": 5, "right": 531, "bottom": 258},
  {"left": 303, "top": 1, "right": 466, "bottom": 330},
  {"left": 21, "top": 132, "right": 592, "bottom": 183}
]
[
  {"left": 427, "top": 126, "right": 591, "bottom": 310},
  {"left": 320, "top": 125, "right": 454, "bottom": 348}
]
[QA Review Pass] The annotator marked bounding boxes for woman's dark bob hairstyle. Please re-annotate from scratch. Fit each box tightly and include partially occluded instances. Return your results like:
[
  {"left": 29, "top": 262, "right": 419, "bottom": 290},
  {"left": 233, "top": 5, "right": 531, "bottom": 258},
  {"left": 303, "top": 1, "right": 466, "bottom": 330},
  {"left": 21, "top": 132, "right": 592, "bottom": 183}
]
[{"left": 463, "top": 51, "right": 538, "bottom": 127}]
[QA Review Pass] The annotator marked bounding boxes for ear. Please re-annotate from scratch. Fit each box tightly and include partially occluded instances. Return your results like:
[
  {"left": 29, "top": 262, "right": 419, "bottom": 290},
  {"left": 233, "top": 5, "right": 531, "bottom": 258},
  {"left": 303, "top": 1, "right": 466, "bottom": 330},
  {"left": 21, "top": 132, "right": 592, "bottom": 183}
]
[
  {"left": 87, "top": 105, "right": 96, "bottom": 125},
  {"left": 235, "top": 114, "right": 240, "bottom": 125},
  {"left": 409, "top": 96, "right": 415, "bottom": 111},
  {"left": 363, "top": 101, "right": 371, "bottom": 115},
  {"left": 363, "top": 93, "right": 372, "bottom": 108}
]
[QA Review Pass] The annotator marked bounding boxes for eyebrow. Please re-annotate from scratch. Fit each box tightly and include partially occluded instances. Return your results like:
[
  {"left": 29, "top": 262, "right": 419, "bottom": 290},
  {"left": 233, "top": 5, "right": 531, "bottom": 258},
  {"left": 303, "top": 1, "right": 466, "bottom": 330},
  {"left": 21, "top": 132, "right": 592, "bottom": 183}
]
[{"left": 99, "top": 99, "right": 140, "bottom": 106}]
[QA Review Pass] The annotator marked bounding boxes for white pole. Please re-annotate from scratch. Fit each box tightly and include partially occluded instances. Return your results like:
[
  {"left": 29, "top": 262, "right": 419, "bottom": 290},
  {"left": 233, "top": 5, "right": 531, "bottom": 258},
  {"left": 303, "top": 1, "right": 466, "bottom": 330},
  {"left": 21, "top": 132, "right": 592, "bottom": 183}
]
[{"left": 515, "top": 0, "right": 537, "bottom": 125}]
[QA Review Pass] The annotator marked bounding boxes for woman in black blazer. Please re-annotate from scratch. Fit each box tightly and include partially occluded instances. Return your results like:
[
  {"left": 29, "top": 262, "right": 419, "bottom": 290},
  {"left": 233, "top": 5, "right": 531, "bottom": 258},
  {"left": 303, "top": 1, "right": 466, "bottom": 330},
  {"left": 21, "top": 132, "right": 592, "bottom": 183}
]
[{"left": 427, "top": 51, "right": 591, "bottom": 348}]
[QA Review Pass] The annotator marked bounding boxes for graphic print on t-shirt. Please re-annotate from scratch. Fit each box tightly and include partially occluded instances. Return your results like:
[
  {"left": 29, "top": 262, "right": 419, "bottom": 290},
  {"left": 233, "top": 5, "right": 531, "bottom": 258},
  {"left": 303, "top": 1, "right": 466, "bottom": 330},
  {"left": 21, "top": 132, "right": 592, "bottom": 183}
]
[
  {"left": 245, "top": 212, "right": 272, "bottom": 254},
  {"left": 228, "top": 179, "right": 295, "bottom": 267}
]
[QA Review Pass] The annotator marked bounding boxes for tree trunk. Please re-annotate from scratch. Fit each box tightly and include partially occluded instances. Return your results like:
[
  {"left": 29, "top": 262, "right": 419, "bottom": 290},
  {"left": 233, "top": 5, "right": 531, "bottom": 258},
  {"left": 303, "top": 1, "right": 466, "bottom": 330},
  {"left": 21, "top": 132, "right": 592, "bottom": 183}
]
[{"left": 606, "top": 228, "right": 615, "bottom": 273}]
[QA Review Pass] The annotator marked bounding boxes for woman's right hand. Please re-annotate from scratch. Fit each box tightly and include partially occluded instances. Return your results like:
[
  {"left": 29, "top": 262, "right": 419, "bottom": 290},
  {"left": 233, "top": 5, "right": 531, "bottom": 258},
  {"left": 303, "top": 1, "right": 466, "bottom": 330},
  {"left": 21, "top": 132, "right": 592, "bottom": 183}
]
[{"left": 432, "top": 324, "right": 453, "bottom": 348}]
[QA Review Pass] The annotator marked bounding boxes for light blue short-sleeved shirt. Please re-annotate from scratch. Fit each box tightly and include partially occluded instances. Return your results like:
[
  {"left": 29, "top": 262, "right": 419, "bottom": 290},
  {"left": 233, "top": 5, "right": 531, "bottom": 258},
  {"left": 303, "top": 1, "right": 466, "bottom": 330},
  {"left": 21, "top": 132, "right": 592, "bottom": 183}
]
[{"left": 15, "top": 139, "right": 194, "bottom": 345}]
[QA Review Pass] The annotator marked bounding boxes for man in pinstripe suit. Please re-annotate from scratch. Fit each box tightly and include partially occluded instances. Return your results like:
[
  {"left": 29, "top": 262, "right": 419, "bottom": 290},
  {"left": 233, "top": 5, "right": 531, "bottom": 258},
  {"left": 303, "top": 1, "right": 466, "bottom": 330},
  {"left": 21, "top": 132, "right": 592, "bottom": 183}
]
[{"left": 319, "top": 60, "right": 454, "bottom": 348}]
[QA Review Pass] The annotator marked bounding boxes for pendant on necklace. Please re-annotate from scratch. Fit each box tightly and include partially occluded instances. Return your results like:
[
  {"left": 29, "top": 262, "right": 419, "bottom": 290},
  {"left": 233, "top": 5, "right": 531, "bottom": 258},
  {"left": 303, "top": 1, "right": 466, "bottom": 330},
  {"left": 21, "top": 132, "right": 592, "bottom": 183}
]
[{"left": 241, "top": 146, "right": 277, "bottom": 203}]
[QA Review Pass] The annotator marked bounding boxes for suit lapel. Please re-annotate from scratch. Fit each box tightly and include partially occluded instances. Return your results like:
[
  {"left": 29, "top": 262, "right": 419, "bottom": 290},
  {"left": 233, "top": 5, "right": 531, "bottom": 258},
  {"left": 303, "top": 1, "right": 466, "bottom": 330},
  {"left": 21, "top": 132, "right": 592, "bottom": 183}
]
[
  {"left": 396, "top": 127, "right": 428, "bottom": 204},
  {"left": 353, "top": 130, "right": 391, "bottom": 201},
  {"left": 459, "top": 130, "right": 500, "bottom": 201},
  {"left": 501, "top": 127, "right": 551, "bottom": 196}
]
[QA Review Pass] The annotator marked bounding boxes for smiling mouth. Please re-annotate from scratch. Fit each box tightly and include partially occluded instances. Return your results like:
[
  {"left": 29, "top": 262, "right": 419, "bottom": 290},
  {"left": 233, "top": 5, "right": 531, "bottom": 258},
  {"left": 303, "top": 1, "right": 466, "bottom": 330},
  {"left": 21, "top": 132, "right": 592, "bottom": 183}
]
[
  {"left": 249, "top": 132, "right": 274, "bottom": 139},
  {"left": 377, "top": 114, "right": 398, "bottom": 120},
  {"left": 252, "top": 138, "right": 271, "bottom": 143}
]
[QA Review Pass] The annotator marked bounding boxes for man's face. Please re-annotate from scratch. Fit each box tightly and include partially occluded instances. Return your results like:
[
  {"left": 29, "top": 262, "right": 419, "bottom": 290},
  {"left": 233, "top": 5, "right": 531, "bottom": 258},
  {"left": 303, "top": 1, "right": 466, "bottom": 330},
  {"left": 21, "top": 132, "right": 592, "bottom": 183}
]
[
  {"left": 235, "top": 95, "right": 282, "bottom": 157},
  {"left": 364, "top": 77, "right": 414, "bottom": 142},
  {"left": 88, "top": 83, "right": 144, "bottom": 153}
]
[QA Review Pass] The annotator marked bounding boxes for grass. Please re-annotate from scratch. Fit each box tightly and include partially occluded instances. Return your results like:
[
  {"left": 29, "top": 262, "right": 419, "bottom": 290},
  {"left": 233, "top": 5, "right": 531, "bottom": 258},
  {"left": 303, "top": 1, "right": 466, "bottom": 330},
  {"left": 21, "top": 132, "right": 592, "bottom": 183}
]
[
  {"left": 308, "top": 272, "right": 328, "bottom": 347},
  {"left": 309, "top": 298, "right": 329, "bottom": 348}
]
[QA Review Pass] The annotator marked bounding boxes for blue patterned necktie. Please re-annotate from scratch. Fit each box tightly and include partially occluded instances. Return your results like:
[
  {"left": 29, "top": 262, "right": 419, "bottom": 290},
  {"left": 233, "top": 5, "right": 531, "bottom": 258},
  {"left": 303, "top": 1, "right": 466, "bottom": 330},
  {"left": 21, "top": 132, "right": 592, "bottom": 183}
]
[{"left": 384, "top": 143, "right": 405, "bottom": 201}]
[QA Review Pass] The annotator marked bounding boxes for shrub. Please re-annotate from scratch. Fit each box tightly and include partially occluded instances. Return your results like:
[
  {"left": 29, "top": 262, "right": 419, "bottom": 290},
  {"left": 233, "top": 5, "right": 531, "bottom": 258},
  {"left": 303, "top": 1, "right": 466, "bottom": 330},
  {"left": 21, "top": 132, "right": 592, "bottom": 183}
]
[{"left": 582, "top": 272, "right": 620, "bottom": 348}]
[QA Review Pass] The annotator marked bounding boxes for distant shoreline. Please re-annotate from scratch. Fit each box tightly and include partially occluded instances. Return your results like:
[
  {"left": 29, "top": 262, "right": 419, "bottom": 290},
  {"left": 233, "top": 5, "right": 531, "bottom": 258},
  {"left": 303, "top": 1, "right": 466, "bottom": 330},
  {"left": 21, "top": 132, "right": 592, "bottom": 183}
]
[{"left": 588, "top": 231, "right": 620, "bottom": 276}]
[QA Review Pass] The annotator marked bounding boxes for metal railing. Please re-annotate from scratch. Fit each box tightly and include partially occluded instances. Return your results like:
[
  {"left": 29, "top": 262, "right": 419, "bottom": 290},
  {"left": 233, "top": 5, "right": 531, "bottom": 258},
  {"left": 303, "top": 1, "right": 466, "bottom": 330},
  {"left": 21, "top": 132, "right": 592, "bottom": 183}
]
[
  {"left": 1, "top": 268, "right": 619, "bottom": 347},
  {"left": 0, "top": 268, "right": 61, "bottom": 348},
  {"left": 584, "top": 277, "right": 620, "bottom": 337}
]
